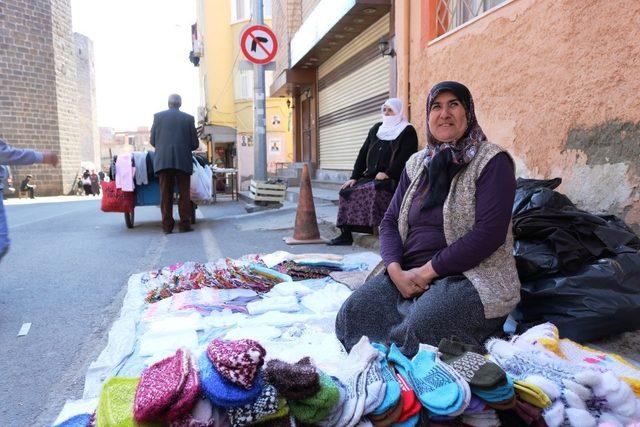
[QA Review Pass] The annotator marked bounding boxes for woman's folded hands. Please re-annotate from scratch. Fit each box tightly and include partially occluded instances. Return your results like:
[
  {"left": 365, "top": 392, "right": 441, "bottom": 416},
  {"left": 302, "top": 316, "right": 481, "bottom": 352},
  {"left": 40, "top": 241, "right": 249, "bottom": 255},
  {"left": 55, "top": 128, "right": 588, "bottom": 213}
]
[{"left": 387, "top": 262, "right": 438, "bottom": 299}]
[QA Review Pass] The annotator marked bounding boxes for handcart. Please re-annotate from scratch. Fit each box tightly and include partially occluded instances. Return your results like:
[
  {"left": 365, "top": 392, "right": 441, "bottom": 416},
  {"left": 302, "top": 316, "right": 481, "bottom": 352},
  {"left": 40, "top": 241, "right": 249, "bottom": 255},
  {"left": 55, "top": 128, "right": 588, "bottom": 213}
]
[{"left": 124, "top": 178, "right": 196, "bottom": 229}]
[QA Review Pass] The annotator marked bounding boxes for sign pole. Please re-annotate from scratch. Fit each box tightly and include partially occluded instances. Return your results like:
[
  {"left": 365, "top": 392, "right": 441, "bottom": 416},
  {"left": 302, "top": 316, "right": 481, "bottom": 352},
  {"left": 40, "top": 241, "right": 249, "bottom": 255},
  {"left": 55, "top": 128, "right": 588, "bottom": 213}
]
[{"left": 252, "top": 0, "right": 267, "bottom": 182}]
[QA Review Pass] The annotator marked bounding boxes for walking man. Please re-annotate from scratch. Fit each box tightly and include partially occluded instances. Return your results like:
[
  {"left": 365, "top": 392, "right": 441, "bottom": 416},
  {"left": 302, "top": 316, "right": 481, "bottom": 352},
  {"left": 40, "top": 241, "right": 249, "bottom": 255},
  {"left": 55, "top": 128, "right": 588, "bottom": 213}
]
[
  {"left": 150, "top": 94, "right": 199, "bottom": 234},
  {"left": 1, "top": 138, "right": 58, "bottom": 261}
]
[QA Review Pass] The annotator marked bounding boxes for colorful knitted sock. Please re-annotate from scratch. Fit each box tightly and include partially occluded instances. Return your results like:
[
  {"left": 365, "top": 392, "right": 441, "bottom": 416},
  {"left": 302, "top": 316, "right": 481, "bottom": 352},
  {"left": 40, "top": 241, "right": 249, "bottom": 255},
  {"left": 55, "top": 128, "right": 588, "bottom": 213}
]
[
  {"left": 370, "top": 343, "right": 400, "bottom": 416},
  {"left": 258, "top": 397, "right": 290, "bottom": 422},
  {"left": 265, "top": 357, "right": 320, "bottom": 400},
  {"left": 227, "top": 384, "right": 279, "bottom": 427},
  {"left": 514, "top": 380, "right": 552, "bottom": 408},
  {"left": 165, "top": 353, "right": 200, "bottom": 421},
  {"left": 369, "top": 394, "right": 403, "bottom": 427},
  {"left": 334, "top": 336, "right": 379, "bottom": 427},
  {"left": 363, "top": 358, "right": 387, "bottom": 415},
  {"left": 395, "top": 373, "right": 421, "bottom": 422},
  {"left": 435, "top": 355, "right": 471, "bottom": 416},
  {"left": 134, "top": 348, "right": 190, "bottom": 422},
  {"left": 97, "top": 377, "right": 141, "bottom": 427},
  {"left": 439, "top": 338, "right": 506, "bottom": 390},
  {"left": 289, "top": 371, "right": 340, "bottom": 424},
  {"left": 207, "top": 338, "right": 266, "bottom": 389},
  {"left": 318, "top": 376, "right": 347, "bottom": 427},
  {"left": 391, "top": 412, "right": 419, "bottom": 427},
  {"left": 471, "top": 373, "right": 514, "bottom": 403},
  {"left": 390, "top": 345, "right": 459, "bottom": 413},
  {"left": 198, "top": 352, "right": 264, "bottom": 408}
]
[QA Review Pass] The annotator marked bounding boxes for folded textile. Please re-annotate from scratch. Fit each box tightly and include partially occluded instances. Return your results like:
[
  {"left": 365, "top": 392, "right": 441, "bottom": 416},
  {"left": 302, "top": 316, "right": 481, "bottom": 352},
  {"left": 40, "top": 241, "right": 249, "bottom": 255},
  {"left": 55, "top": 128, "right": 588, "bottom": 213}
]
[
  {"left": 289, "top": 371, "right": 340, "bottom": 424},
  {"left": 247, "top": 296, "right": 300, "bottom": 315}
]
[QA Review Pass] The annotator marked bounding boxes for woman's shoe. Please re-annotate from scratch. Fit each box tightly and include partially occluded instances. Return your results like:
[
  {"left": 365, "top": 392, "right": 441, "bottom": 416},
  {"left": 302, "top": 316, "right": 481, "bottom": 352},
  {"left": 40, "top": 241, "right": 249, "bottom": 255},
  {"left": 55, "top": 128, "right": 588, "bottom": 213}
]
[{"left": 327, "top": 232, "right": 353, "bottom": 246}]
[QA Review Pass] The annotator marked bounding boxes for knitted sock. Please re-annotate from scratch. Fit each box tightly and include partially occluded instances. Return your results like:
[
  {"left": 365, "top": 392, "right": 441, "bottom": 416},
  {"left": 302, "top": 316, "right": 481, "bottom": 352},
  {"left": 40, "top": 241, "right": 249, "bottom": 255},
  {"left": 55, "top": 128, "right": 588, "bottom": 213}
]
[
  {"left": 435, "top": 355, "right": 471, "bottom": 416},
  {"left": 265, "top": 357, "right": 320, "bottom": 400},
  {"left": 471, "top": 373, "right": 515, "bottom": 403},
  {"left": 289, "top": 371, "right": 340, "bottom": 424},
  {"left": 207, "top": 338, "right": 266, "bottom": 389},
  {"left": 318, "top": 377, "right": 346, "bottom": 427},
  {"left": 198, "top": 352, "right": 264, "bottom": 408},
  {"left": 97, "top": 377, "right": 140, "bottom": 427},
  {"left": 362, "top": 358, "right": 387, "bottom": 415},
  {"left": 514, "top": 380, "right": 552, "bottom": 408},
  {"left": 227, "top": 384, "right": 279, "bottom": 427},
  {"left": 135, "top": 348, "right": 190, "bottom": 422},
  {"left": 392, "top": 412, "right": 419, "bottom": 427},
  {"left": 369, "top": 394, "right": 403, "bottom": 427},
  {"left": 395, "top": 372, "right": 422, "bottom": 422},
  {"left": 543, "top": 401, "right": 565, "bottom": 427},
  {"left": 439, "top": 338, "right": 506, "bottom": 390},
  {"left": 259, "top": 397, "right": 290, "bottom": 422},
  {"left": 334, "top": 336, "right": 379, "bottom": 427},
  {"left": 392, "top": 345, "right": 459, "bottom": 413},
  {"left": 370, "top": 343, "right": 401, "bottom": 416},
  {"left": 166, "top": 353, "right": 200, "bottom": 421}
]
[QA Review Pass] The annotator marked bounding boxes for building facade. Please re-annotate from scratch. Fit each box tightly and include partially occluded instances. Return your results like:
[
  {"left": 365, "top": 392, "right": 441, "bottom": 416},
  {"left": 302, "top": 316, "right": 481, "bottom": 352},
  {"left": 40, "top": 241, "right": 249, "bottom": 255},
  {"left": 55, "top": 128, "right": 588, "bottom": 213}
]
[
  {"left": 74, "top": 33, "right": 100, "bottom": 170},
  {"left": 273, "top": 0, "right": 640, "bottom": 230},
  {"left": 0, "top": 0, "right": 81, "bottom": 195},
  {"left": 194, "top": 0, "right": 293, "bottom": 189}
]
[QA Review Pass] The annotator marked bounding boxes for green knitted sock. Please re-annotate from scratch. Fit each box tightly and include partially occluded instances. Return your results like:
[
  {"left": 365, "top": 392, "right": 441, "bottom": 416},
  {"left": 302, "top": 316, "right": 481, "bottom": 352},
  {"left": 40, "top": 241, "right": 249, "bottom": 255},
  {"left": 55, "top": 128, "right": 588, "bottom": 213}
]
[{"left": 289, "top": 371, "right": 340, "bottom": 424}]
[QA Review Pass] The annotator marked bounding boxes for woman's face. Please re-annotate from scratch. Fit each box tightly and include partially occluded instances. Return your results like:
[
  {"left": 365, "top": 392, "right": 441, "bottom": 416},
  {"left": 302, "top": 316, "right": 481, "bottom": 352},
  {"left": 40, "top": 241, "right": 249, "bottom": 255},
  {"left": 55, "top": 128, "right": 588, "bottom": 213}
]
[
  {"left": 382, "top": 105, "right": 396, "bottom": 116},
  {"left": 428, "top": 91, "right": 468, "bottom": 143}
]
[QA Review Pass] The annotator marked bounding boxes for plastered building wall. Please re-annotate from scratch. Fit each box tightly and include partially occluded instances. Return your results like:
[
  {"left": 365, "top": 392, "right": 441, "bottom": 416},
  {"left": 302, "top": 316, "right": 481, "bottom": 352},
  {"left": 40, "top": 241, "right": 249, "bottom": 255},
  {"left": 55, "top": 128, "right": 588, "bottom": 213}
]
[{"left": 403, "top": 0, "right": 640, "bottom": 230}]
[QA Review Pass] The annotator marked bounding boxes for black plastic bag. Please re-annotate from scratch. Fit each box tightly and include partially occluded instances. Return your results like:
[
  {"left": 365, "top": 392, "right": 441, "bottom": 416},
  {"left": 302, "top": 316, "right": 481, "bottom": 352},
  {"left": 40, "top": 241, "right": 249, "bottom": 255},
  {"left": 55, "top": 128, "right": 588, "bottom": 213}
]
[
  {"left": 513, "top": 240, "right": 560, "bottom": 280},
  {"left": 513, "top": 248, "right": 640, "bottom": 342},
  {"left": 513, "top": 177, "right": 575, "bottom": 216}
]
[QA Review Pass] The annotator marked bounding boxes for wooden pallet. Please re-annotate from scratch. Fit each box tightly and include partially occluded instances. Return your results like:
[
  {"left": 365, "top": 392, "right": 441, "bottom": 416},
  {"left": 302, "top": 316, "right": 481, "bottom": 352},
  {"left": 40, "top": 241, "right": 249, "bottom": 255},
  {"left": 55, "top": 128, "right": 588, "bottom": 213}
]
[{"left": 249, "top": 180, "right": 287, "bottom": 202}]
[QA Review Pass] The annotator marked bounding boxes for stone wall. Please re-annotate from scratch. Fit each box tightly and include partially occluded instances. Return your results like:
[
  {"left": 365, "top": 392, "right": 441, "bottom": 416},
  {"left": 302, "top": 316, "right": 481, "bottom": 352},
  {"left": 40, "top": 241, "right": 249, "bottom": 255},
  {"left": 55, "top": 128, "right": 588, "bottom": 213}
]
[
  {"left": 407, "top": 0, "right": 640, "bottom": 231},
  {"left": 0, "top": 0, "right": 80, "bottom": 195},
  {"left": 74, "top": 33, "right": 100, "bottom": 169}
]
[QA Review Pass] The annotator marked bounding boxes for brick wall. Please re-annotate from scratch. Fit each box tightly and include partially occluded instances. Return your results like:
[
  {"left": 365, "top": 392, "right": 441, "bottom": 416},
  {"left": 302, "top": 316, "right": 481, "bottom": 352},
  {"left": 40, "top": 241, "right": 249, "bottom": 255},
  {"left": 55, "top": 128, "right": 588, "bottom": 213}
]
[
  {"left": 0, "top": 0, "right": 80, "bottom": 195},
  {"left": 74, "top": 33, "right": 100, "bottom": 169}
]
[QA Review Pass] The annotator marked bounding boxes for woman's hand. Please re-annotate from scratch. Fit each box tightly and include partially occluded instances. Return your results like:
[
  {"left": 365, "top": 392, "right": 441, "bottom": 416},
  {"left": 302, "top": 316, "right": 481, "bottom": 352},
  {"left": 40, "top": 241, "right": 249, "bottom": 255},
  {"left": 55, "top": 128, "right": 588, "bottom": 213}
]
[
  {"left": 375, "top": 172, "right": 389, "bottom": 180},
  {"left": 407, "top": 261, "right": 439, "bottom": 289},
  {"left": 388, "top": 263, "right": 428, "bottom": 299},
  {"left": 341, "top": 179, "right": 357, "bottom": 190}
]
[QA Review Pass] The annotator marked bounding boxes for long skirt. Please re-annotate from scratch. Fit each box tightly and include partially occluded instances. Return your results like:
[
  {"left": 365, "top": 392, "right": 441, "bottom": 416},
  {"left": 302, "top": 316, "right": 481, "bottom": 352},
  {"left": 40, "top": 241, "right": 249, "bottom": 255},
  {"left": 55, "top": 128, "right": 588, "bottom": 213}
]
[
  {"left": 336, "top": 181, "right": 393, "bottom": 230},
  {"left": 335, "top": 273, "right": 506, "bottom": 357}
]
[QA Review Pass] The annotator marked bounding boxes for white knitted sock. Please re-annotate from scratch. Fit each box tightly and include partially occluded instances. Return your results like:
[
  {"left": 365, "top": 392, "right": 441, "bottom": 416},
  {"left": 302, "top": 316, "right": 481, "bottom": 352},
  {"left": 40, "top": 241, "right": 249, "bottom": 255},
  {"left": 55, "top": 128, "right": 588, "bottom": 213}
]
[
  {"left": 543, "top": 401, "right": 565, "bottom": 427},
  {"left": 362, "top": 358, "right": 386, "bottom": 415},
  {"left": 526, "top": 375, "right": 561, "bottom": 400},
  {"left": 598, "top": 412, "right": 625, "bottom": 427},
  {"left": 566, "top": 407, "right": 596, "bottom": 427}
]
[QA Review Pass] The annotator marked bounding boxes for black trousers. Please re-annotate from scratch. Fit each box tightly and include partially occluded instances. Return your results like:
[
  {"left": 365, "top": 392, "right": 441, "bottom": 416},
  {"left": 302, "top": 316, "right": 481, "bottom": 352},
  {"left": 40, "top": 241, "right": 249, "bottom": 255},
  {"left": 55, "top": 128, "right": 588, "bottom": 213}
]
[{"left": 157, "top": 169, "right": 191, "bottom": 232}]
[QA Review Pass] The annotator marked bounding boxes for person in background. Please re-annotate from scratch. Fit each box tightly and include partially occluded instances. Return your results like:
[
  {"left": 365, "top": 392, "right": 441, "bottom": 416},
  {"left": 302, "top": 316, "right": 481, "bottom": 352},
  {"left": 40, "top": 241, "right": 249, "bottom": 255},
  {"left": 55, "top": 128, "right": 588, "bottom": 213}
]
[
  {"left": 328, "top": 98, "right": 418, "bottom": 245},
  {"left": 20, "top": 174, "right": 36, "bottom": 199},
  {"left": 150, "top": 93, "right": 199, "bottom": 234},
  {"left": 98, "top": 169, "right": 105, "bottom": 182},
  {"left": 0, "top": 137, "right": 58, "bottom": 261},
  {"left": 90, "top": 170, "right": 100, "bottom": 196},
  {"left": 82, "top": 170, "right": 93, "bottom": 196}
]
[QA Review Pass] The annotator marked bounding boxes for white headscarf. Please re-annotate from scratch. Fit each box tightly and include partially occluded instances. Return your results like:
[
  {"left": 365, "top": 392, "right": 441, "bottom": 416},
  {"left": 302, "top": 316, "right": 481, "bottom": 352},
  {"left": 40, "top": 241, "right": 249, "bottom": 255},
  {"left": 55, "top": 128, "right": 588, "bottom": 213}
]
[{"left": 376, "top": 98, "right": 410, "bottom": 141}]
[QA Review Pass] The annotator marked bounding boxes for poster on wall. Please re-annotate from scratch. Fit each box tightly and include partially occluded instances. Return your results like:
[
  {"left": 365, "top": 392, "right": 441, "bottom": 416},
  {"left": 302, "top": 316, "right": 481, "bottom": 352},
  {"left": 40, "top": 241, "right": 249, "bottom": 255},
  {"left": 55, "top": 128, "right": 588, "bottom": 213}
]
[{"left": 269, "top": 139, "right": 281, "bottom": 153}]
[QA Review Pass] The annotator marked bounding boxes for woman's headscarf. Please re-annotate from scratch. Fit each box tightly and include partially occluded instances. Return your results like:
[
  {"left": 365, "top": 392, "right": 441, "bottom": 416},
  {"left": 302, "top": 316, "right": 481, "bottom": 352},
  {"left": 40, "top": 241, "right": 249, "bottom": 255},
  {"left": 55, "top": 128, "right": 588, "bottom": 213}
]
[
  {"left": 421, "top": 81, "right": 487, "bottom": 210},
  {"left": 376, "top": 98, "right": 410, "bottom": 141}
]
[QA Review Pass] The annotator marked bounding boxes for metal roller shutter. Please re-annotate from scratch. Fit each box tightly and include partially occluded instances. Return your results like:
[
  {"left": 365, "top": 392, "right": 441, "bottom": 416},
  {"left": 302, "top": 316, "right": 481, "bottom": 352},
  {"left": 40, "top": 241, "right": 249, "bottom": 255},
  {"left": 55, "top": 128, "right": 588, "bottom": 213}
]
[{"left": 319, "top": 112, "right": 381, "bottom": 170}]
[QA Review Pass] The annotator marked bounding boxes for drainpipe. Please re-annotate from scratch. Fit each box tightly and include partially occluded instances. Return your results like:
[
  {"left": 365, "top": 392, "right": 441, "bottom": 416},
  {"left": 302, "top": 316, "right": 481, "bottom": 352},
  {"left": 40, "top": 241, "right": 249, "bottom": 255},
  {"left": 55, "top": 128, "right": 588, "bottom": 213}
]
[{"left": 401, "top": 0, "right": 410, "bottom": 121}]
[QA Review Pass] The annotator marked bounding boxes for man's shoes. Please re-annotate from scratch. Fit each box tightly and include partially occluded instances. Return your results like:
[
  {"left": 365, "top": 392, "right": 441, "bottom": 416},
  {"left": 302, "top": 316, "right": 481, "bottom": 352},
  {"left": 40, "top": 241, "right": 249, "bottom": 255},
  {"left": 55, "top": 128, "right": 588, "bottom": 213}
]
[
  {"left": 163, "top": 229, "right": 173, "bottom": 235},
  {"left": 327, "top": 233, "right": 353, "bottom": 246},
  {"left": 179, "top": 226, "right": 194, "bottom": 233}
]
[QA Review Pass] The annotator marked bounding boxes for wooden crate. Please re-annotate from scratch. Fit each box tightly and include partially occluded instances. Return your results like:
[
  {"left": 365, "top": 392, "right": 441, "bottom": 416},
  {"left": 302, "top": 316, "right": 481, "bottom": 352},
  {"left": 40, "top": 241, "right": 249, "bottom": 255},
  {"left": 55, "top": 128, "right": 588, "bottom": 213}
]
[{"left": 249, "top": 180, "right": 287, "bottom": 202}]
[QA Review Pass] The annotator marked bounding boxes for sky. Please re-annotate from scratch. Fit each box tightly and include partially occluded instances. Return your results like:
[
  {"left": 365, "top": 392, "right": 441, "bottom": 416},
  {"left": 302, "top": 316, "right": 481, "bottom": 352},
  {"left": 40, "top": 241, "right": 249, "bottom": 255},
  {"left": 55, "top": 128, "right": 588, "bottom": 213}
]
[{"left": 71, "top": 0, "right": 200, "bottom": 131}]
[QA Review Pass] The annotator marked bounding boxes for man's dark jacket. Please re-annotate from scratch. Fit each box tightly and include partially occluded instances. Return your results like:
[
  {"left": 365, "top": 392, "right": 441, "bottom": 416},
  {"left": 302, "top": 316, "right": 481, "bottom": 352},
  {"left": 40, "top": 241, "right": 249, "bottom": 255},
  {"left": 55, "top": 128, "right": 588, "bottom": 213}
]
[{"left": 150, "top": 107, "right": 199, "bottom": 175}]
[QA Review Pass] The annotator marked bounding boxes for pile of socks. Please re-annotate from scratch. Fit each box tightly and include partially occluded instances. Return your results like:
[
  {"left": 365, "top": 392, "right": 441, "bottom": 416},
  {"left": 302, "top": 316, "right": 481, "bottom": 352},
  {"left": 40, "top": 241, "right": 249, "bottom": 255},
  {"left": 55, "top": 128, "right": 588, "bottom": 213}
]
[
  {"left": 133, "top": 347, "right": 200, "bottom": 423},
  {"left": 487, "top": 337, "right": 640, "bottom": 427}
]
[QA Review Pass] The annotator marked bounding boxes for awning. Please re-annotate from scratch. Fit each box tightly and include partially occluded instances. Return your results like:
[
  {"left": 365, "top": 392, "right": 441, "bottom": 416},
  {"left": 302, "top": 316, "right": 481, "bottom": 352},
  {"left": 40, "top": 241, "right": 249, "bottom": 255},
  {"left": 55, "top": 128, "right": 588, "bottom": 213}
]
[
  {"left": 289, "top": 0, "right": 390, "bottom": 69},
  {"left": 201, "top": 125, "right": 237, "bottom": 143},
  {"left": 270, "top": 69, "right": 316, "bottom": 98}
]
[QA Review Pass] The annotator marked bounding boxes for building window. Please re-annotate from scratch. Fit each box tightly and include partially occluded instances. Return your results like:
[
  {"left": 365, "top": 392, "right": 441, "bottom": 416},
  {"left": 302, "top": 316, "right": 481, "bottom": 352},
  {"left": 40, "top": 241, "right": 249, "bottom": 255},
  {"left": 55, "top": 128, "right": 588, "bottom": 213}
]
[
  {"left": 427, "top": 0, "right": 507, "bottom": 40},
  {"left": 231, "top": 0, "right": 271, "bottom": 22}
]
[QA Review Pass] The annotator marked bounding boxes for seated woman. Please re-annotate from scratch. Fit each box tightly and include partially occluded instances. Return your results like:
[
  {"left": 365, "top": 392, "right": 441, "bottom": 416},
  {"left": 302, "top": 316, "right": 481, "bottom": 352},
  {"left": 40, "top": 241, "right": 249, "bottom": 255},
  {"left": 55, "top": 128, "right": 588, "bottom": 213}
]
[
  {"left": 328, "top": 98, "right": 418, "bottom": 246},
  {"left": 336, "top": 82, "right": 521, "bottom": 356}
]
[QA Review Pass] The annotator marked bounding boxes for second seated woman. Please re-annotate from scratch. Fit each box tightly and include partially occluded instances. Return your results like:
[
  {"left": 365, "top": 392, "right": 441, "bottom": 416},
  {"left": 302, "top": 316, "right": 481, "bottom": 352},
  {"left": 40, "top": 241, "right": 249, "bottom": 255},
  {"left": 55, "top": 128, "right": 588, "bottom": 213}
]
[{"left": 327, "top": 98, "right": 418, "bottom": 246}]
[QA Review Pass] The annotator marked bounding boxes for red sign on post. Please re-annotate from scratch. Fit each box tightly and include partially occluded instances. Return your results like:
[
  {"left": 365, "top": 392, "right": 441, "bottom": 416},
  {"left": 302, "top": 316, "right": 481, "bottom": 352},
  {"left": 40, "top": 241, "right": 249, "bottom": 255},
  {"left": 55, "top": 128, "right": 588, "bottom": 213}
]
[{"left": 240, "top": 24, "right": 278, "bottom": 65}]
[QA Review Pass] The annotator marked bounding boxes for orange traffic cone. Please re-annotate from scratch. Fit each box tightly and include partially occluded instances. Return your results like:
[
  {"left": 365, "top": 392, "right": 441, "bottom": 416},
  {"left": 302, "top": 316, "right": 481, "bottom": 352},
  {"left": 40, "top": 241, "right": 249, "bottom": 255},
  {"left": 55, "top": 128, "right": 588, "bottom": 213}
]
[{"left": 283, "top": 164, "right": 326, "bottom": 245}]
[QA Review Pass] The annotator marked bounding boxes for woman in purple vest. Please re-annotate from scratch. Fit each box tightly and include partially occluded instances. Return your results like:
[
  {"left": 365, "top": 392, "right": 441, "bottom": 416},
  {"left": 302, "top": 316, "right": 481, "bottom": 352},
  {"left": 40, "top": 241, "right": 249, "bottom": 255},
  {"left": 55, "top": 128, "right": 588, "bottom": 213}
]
[{"left": 336, "top": 82, "right": 521, "bottom": 356}]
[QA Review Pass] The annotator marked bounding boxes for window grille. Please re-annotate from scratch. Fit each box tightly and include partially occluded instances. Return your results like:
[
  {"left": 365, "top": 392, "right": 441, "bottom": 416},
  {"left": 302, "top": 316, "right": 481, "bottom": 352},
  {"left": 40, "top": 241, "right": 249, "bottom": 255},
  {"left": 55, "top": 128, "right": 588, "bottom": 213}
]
[{"left": 435, "top": 0, "right": 506, "bottom": 35}]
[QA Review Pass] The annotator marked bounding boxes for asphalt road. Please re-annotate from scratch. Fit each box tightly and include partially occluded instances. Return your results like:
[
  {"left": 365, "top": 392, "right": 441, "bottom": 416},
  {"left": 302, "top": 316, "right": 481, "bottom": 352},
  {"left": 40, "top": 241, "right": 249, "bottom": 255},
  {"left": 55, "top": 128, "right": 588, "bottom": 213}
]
[{"left": 0, "top": 196, "right": 359, "bottom": 426}]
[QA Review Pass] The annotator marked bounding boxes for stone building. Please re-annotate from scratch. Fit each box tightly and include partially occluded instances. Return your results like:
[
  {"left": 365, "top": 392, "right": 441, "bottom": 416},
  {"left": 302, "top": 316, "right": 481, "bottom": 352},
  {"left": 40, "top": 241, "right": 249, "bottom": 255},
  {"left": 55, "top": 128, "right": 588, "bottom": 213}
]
[
  {"left": 0, "top": 0, "right": 81, "bottom": 195},
  {"left": 74, "top": 33, "right": 100, "bottom": 170}
]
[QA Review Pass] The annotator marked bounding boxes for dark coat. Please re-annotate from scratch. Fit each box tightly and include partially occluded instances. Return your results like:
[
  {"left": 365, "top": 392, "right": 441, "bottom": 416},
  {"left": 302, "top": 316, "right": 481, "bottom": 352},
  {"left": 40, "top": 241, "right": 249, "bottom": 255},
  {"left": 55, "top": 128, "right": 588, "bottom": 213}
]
[{"left": 150, "top": 107, "right": 199, "bottom": 174}]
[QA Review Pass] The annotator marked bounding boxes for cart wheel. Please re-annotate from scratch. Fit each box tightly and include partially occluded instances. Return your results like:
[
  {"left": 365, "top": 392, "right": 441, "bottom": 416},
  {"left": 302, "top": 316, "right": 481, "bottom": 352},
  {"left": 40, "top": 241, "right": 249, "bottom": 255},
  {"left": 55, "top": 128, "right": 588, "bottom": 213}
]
[
  {"left": 124, "top": 210, "right": 135, "bottom": 228},
  {"left": 191, "top": 203, "right": 197, "bottom": 225}
]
